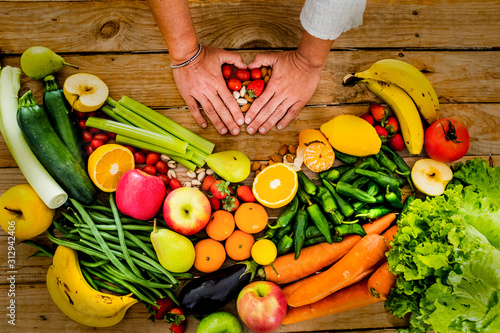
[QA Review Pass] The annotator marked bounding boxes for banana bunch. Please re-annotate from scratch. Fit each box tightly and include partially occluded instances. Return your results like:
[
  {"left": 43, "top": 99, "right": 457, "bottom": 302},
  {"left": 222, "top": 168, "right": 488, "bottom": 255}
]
[
  {"left": 46, "top": 245, "right": 138, "bottom": 327},
  {"left": 343, "top": 59, "right": 440, "bottom": 155}
]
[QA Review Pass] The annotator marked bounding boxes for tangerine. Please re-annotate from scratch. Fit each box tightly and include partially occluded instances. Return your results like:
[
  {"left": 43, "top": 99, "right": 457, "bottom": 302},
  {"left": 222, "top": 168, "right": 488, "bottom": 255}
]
[
  {"left": 194, "top": 238, "right": 226, "bottom": 273},
  {"left": 303, "top": 141, "right": 335, "bottom": 173},
  {"left": 234, "top": 202, "right": 268, "bottom": 234},
  {"left": 224, "top": 230, "right": 255, "bottom": 261},
  {"left": 206, "top": 210, "right": 235, "bottom": 241}
]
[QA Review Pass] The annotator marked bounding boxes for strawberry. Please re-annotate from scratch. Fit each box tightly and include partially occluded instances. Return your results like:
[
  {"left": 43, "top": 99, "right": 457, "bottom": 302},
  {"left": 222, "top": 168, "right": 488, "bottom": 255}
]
[
  {"left": 384, "top": 116, "right": 399, "bottom": 134},
  {"left": 374, "top": 125, "right": 389, "bottom": 142},
  {"left": 247, "top": 79, "right": 265, "bottom": 98},
  {"left": 148, "top": 297, "right": 175, "bottom": 322},
  {"left": 165, "top": 307, "right": 186, "bottom": 325},
  {"left": 388, "top": 133, "right": 405, "bottom": 151},
  {"left": 170, "top": 322, "right": 187, "bottom": 333},
  {"left": 210, "top": 180, "right": 230, "bottom": 199},
  {"left": 223, "top": 196, "right": 240, "bottom": 212},
  {"left": 369, "top": 104, "right": 389, "bottom": 122},
  {"left": 202, "top": 174, "right": 216, "bottom": 192},
  {"left": 237, "top": 185, "right": 256, "bottom": 202},
  {"left": 359, "top": 113, "right": 375, "bottom": 125},
  {"left": 208, "top": 196, "right": 221, "bottom": 211}
]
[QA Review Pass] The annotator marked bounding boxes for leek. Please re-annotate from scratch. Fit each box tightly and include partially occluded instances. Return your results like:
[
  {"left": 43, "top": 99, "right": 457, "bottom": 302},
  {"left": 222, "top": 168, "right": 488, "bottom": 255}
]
[
  {"left": 0, "top": 66, "right": 67, "bottom": 209},
  {"left": 117, "top": 96, "right": 215, "bottom": 155},
  {"left": 85, "top": 117, "right": 188, "bottom": 154}
]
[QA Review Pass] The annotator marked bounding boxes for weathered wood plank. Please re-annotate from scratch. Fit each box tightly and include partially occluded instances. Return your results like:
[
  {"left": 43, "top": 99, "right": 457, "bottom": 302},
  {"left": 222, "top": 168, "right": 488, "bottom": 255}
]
[
  {"left": 0, "top": 283, "right": 408, "bottom": 332},
  {"left": 1, "top": 0, "right": 499, "bottom": 54}
]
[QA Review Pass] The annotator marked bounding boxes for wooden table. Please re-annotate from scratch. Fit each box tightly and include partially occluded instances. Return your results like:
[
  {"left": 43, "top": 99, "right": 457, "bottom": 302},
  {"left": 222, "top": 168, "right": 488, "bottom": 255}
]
[{"left": 1, "top": 0, "right": 499, "bottom": 332}]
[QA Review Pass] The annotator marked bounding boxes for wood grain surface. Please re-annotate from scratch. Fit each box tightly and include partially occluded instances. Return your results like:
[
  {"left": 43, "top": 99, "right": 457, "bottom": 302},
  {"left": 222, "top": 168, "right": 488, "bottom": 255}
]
[{"left": 0, "top": 0, "right": 499, "bottom": 332}]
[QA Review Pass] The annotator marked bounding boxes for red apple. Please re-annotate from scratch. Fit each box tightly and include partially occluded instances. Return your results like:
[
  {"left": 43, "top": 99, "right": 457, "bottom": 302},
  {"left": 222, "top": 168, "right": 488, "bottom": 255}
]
[
  {"left": 115, "top": 169, "right": 166, "bottom": 220},
  {"left": 236, "top": 281, "right": 287, "bottom": 333},
  {"left": 163, "top": 187, "right": 211, "bottom": 236}
]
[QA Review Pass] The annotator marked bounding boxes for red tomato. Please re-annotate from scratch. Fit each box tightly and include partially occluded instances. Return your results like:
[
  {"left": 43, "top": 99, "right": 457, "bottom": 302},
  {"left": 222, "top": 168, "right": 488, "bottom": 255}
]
[
  {"left": 78, "top": 119, "right": 88, "bottom": 130},
  {"left": 157, "top": 174, "right": 170, "bottom": 187},
  {"left": 169, "top": 178, "right": 182, "bottom": 190},
  {"left": 424, "top": 118, "right": 470, "bottom": 162},
  {"left": 250, "top": 68, "right": 262, "bottom": 80},
  {"left": 143, "top": 164, "right": 157, "bottom": 175},
  {"left": 90, "top": 139, "right": 104, "bottom": 150},
  {"left": 85, "top": 145, "right": 94, "bottom": 156},
  {"left": 89, "top": 127, "right": 101, "bottom": 134},
  {"left": 145, "top": 152, "right": 161, "bottom": 165},
  {"left": 133, "top": 151, "right": 146, "bottom": 164},
  {"left": 235, "top": 69, "right": 250, "bottom": 81},
  {"left": 75, "top": 111, "right": 87, "bottom": 119},
  {"left": 155, "top": 160, "right": 169, "bottom": 174},
  {"left": 82, "top": 131, "right": 93, "bottom": 143},
  {"left": 93, "top": 133, "right": 109, "bottom": 142},
  {"left": 227, "top": 78, "right": 242, "bottom": 91},
  {"left": 106, "top": 131, "right": 117, "bottom": 140},
  {"left": 123, "top": 145, "right": 136, "bottom": 154},
  {"left": 222, "top": 65, "right": 233, "bottom": 79}
]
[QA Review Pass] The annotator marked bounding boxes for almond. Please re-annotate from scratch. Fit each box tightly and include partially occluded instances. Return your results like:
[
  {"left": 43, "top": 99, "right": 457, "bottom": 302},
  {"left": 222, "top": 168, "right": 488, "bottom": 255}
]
[
  {"left": 244, "top": 94, "right": 254, "bottom": 103},
  {"left": 278, "top": 144, "right": 289, "bottom": 156},
  {"left": 271, "top": 154, "right": 283, "bottom": 163},
  {"left": 242, "top": 80, "right": 251, "bottom": 86},
  {"left": 261, "top": 67, "right": 268, "bottom": 77},
  {"left": 269, "top": 160, "right": 275, "bottom": 166},
  {"left": 285, "top": 154, "right": 294, "bottom": 163},
  {"left": 288, "top": 144, "right": 297, "bottom": 154},
  {"left": 255, "top": 169, "right": 261, "bottom": 176},
  {"left": 260, "top": 163, "right": 266, "bottom": 171},
  {"left": 267, "top": 68, "right": 272, "bottom": 76},
  {"left": 264, "top": 74, "right": 271, "bottom": 85},
  {"left": 251, "top": 161, "right": 262, "bottom": 171},
  {"left": 241, "top": 103, "right": 250, "bottom": 112}
]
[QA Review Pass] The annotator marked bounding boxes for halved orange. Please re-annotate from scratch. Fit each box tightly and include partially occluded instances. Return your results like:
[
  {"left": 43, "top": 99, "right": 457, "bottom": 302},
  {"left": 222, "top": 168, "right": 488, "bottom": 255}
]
[
  {"left": 252, "top": 163, "right": 298, "bottom": 209},
  {"left": 303, "top": 142, "right": 335, "bottom": 173},
  {"left": 88, "top": 144, "right": 135, "bottom": 192}
]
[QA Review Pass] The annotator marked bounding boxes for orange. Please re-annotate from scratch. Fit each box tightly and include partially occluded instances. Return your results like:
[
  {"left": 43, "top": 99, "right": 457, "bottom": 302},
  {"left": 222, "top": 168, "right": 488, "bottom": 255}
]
[
  {"left": 303, "top": 142, "right": 335, "bottom": 173},
  {"left": 194, "top": 238, "right": 226, "bottom": 273},
  {"left": 252, "top": 163, "right": 298, "bottom": 209},
  {"left": 88, "top": 144, "right": 135, "bottom": 192},
  {"left": 234, "top": 203, "right": 268, "bottom": 234},
  {"left": 206, "top": 210, "right": 235, "bottom": 241},
  {"left": 224, "top": 230, "right": 255, "bottom": 261}
]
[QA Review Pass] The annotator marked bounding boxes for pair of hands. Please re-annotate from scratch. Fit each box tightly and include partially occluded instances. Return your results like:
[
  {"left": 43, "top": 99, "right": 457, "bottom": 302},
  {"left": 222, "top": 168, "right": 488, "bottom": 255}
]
[{"left": 172, "top": 45, "right": 324, "bottom": 136}]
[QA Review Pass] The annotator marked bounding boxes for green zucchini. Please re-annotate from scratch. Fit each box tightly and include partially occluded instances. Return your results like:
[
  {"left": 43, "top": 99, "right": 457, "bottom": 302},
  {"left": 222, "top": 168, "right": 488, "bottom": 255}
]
[
  {"left": 17, "top": 90, "right": 96, "bottom": 204},
  {"left": 43, "top": 75, "right": 85, "bottom": 169}
]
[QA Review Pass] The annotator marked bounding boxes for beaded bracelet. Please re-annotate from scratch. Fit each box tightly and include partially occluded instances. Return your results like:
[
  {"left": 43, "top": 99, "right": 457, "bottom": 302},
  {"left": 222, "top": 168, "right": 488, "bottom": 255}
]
[{"left": 170, "top": 42, "right": 202, "bottom": 69}]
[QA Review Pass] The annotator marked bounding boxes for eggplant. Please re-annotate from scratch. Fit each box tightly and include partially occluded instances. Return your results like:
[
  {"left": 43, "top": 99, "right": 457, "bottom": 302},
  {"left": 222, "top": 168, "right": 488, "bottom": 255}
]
[{"left": 179, "top": 261, "right": 258, "bottom": 315}]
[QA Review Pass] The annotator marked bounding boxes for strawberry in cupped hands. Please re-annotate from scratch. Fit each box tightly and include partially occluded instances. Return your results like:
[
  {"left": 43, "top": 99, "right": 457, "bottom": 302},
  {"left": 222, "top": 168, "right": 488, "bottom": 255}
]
[{"left": 247, "top": 79, "right": 265, "bottom": 98}]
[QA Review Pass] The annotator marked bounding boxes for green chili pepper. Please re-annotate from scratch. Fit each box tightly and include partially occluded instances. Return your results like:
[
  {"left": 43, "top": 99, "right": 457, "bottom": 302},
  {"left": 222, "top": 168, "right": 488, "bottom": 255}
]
[
  {"left": 336, "top": 181, "right": 377, "bottom": 204},
  {"left": 354, "top": 168, "right": 401, "bottom": 189},
  {"left": 304, "top": 234, "right": 342, "bottom": 246},
  {"left": 339, "top": 157, "right": 381, "bottom": 183},
  {"left": 273, "top": 223, "right": 293, "bottom": 243},
  {"left": 276, "top": 234, "right": 294, "bottom": 255},
  {"left": 303, "top": 195, "right": 333, "bottom": 244},
  {"left": 356, "top": 205, "right": 393, "bottom": 220},
  {"left": 333, "top": 164, "right": 355, "bottom": 175},
  {"left": 380, "top": 145, "right": 411, "bottom": 177},
  {"left": 322, "top": 179, "right": 354, "bottom": 217},
  {"left": 352, "top": 201, "right": 366, "bottom": 211},
  {"left": 327, "top": 210, "right": 343, "bottom": 225},
  {"left": 319, "top": 168, "right": 340, "bottom": 182},
  {"left": 366, "top": 181, "right": 380, "bottom": 197},
  {"left": 397, "top": 195, "right": 417, "bottom": 221},
  {"left": 374, "top": 194, "right": 385, "bottom": 204},
  {"left": 335, "top": 223, "right": 367, "bottom": 237},
  {"left": 293, "top": 208, "right": 309, "bottom": 259},
  {"left": 315, "top": 185, "right": 337, "bottom": 213},
  {"left": 296, "top": 187, "right": 312, "bottom": 205},
  {"left": 352, "top": 176, "right": 370, "bottom": 189},
  {"left": 375, "top": 150, "right": 397, "bottom": 173},
  {"left": 268, "top": 195, "right": 299, "bottom": 229},
  {"left": 333, "top": 148, "right": 358, "bottom": 164},
  {"left": 262, "top": 227, "right": 277, "bottom": 240},
  {"left": 297, "top": 171, "right": 317, "bottom": 196},
  {"left": 385, "top": 186, "right": 404, "bottom": 209}
]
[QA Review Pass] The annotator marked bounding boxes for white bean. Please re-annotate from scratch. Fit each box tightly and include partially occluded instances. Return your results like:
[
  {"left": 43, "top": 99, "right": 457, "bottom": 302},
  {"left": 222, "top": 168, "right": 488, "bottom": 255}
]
[
  {"left": 236, "top": 98, "right": 248, "bottom": 106},
  {"left": 233, "top": 91, "right": 241, "bottom": 99}
]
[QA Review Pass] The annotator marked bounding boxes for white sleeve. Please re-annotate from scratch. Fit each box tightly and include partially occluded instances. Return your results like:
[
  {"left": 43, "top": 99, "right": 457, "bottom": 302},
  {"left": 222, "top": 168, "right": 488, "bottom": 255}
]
[{"left": 300, "top": 0, "right": 367, "bottom": 40}]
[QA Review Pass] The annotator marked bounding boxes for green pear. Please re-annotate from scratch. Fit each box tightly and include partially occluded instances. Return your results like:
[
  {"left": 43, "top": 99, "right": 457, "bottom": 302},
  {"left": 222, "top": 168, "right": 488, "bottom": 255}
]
[
  {"left": 150, "top": 220, "right": 195, "bottom": 273},
  {"left": 205, "top": 150, "right": 251, "bottom": 183},
  {"left": 20, "top": 46, "right": 78, "bottom": 80},
  {"left": 196, "top": 311, "right": 244, "bottom": 333}
]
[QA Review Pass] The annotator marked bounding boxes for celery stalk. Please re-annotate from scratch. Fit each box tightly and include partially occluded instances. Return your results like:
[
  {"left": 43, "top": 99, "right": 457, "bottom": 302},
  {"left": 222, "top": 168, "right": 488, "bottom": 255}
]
[
  {"left": 115, "top": 135, "right": 193, "bottom": 160},
  {"left": 113, "top": 103, "right": 173, "bottom": 137},
  {"left": 86, "top": 117, "right": 187, "bottom": 154},
  {"left": 101, "top": 105, "right": 133, "bottom": 125},
  {"left": 117, "top": 96, "right": 215, "bottom": 155}
]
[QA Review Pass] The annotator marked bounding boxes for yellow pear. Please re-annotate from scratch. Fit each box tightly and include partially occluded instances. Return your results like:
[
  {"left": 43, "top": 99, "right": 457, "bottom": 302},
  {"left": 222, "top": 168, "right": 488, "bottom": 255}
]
[{"left": 63, "top": 73, "right": 109, "bottom": 112}]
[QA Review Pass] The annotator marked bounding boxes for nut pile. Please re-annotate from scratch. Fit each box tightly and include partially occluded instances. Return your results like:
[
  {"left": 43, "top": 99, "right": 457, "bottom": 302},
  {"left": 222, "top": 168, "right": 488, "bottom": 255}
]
[{"left": 251, "top": 144, "right": 297, "bottom": 176}]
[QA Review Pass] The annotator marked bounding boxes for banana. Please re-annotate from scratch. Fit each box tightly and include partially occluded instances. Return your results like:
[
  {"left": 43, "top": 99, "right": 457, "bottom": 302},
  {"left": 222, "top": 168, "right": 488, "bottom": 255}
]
[
  {"left": 46, "top": 245, "right": 138, "bottom": 327},
  {"left": 354, "top": 78, "right": 424, "bottom": 155},
  {"left": 343, "top": 59, "right": 440, "bottom": 124}
]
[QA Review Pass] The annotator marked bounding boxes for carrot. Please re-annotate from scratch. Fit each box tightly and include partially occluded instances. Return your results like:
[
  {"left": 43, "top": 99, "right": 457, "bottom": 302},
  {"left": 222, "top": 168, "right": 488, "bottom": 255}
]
[
  {"left": 367, "top": 260, "right": 397, "bottom": 298},
  {"left": 286, "top": 233, "right": 387, "bottom": 307},
  {"left": 381, "top": 224, "right": 398, "bottom": 251},
  {"left": 260, "top": 212, "right": 396, "bottom": 284},
  {"left": 282, "top": 279, "right": 383, "bottom": 325}
]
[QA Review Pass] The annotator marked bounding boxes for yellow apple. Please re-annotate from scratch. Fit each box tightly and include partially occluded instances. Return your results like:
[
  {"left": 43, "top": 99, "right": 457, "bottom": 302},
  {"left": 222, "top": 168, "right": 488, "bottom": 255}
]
[
  {"left": 411, "top": 159, "right": 453, "bottom": 196},
  {"left": 0, "top": 184, "right": 54, "bottom": 240},
  {"left": 63, "top": 73, "right": 109, "bottom": 112}
]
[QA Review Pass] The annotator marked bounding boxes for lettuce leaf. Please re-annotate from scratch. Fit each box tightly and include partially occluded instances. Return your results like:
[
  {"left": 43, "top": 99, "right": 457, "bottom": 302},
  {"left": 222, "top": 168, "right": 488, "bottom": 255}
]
[{"left": 386, "top": 158, "right": 500, "bottom": 333}]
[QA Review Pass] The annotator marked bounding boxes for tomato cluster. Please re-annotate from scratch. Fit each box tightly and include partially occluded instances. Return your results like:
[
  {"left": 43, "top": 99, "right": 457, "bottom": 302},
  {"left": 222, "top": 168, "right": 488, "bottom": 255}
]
[{"left": 75, "top": 111, "right": 116, "bottom": 155}]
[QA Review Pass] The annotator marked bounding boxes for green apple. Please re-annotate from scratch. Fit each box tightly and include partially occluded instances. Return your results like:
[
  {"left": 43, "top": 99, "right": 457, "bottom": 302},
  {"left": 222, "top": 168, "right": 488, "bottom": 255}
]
[{"left": 195, "top": 311, "right": 244, "bottom": 333}]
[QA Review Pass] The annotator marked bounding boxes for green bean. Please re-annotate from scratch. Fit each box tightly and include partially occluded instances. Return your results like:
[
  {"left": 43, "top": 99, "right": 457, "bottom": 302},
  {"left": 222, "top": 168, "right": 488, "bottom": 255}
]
[
  {"left": 71, "top": 223, "right": 157, "bottom": 231},
  {"left": 20, "top": 240, "right": 54, "bottom": 258},
  {"left": 80, "top": 265, "right": 100, "bottom": 291},
  {"left": 109, "top": 193, "right": 142, "bottom": 277},
  {"left": 88, "top": 211, "right": 153, "bottom": 225},
  {"left": 79, "top": 258, "right": 110, "bottom": 268},
  {"left": 123, "top": 230, "right": 157, "bottom": 260},
  {"left": 76, "top": 227, "right": 143, "bottom": 250},
  {"left": 101, "top": 264, "right": 165, "bottom": 299},
  {"left": 47, "top": 228, "right": 110, "bottom": 260},
  {"left": 100, "top": 266, "right": 157, "bottom": 306},
  {"left": 60, "top": 211, "right": 80, "bottom": 226},
  {"left": 93, "top": 280, "right": 130, "bottom": 295},
  {"left": 85, "top": 266, "right": 130, "bottom": 292}
]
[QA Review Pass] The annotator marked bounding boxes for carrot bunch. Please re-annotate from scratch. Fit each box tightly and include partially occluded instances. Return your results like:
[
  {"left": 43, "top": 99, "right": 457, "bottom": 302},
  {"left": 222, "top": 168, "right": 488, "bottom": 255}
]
[{"left": 261, "top": 213, "right": 399, "bottom": 325}]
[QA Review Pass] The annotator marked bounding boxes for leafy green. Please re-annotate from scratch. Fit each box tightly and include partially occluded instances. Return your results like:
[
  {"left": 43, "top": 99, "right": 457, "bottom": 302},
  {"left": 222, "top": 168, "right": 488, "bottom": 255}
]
[{"left": 386, "top": 158, "right": 500, "bottom": 333}]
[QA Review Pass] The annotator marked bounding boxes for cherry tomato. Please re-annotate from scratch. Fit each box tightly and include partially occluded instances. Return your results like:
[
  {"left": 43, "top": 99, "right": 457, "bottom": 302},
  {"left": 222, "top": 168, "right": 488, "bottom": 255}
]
[
  {"left": 155, "top": 160, "right": 169, "bottom": 174},
  {"left": 82, "top": 131, "right": 93, "bottom": 143},
  {"left": 169, "top": 178, "right": 182, "bottom": 190},
  {"left": 90, "top": 139, "right": 104, "bottom": 150},
  {"left": 85, "top": 145, "right": 94, "bottom": 156},
  {"left": 165, "top": 187, "right": 173, "bottom": 196},
  {"left": 227, "top": 78, "right": 242, "bottom": 91},
  {"left": 157, "top": 174, "right": 170, "bottom": 187},
  {"left": 250, "top": 68, "right": 263, "bottom": 80},
  {"left": 87, "top": 112, "right": 96, "bottom": 117},
  {"left": 134, "top": 151, "right": 146, "bottom": 164},
  {"left": 146, "top": 152, "right": 161, "bottom": 165},
  {"left": 75, "top": 111, "right": 87, "bottom": 119},
  {"left": 93, "top": 133, "right": 109, "bottom": 142},
  {"left": 143, "top": 164, "right": 157, "bottom": 175},
  {"left": 78, "top": 119, "right": 88, "bottom": 130},
  {"left": 123, "top": 145, "right": 136, "bottom": 154},
  {"left": 235, "top": 69, "right": 250, "bottom": 81},
  {"left": 424, "top": 118, "right": 470, "bottom": 162},
  {"left": 222, "top": 65, "right": 233, "bottom": 79},
  {"left": 106, "top": 131, "right": 117, "bottom": 140},
  {"left": 89, "top": 127, "right": 101, "bottom": 134}
]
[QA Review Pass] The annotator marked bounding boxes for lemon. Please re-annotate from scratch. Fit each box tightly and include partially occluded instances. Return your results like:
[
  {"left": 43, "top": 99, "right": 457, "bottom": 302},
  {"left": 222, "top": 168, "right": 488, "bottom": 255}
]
[{"left": 251, "top": 239, "right": 277, "bottom": 265}]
